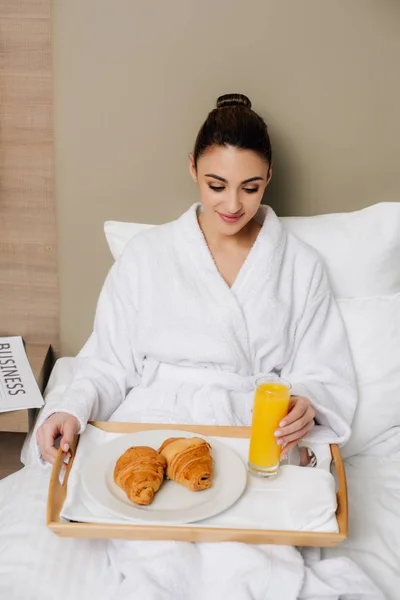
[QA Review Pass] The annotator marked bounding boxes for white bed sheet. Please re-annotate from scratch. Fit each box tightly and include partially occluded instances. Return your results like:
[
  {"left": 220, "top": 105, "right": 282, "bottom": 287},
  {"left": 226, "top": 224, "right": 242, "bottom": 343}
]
[
  {"left": 0, "top": 466, "right": 120, "bottom": 600},
  {"left": 2, "top": 358, "right": 399, "bottom": 599},
  {"left": 324, "top": 452, "right": 400, "bottom": 600}
]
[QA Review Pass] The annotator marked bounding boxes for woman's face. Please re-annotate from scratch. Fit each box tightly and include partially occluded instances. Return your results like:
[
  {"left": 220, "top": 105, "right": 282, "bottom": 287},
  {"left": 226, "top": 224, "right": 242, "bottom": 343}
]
[{"left": 190, "top": 144, "right": 272, "bottom": 236}]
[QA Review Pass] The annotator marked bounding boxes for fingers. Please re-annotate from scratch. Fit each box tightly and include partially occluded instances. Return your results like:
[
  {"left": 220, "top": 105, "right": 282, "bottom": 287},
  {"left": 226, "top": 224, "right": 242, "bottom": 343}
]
[
  {"left": 274, "top": 396, "right": 316, "bottom": 452},
  {"left": 280, "top": 396, "right": 314, "bottom": 427},
  {"left": 278, "top": 423, "right": 313, "bottom": 447},
  {"left": 280, "top": 397, "right": 304, "bottom": 425},
  {"left": 36, "top": 413, "right": 79, "bottom": 467},
  {"left": 276, "top": 397, "right": 316, "bottom": 437},
  {"left": 277, "top": 407, "right": 315, "bottom": 438},
  {"left": 60, "top": 417, "right": 79, "bottom": 453},
  {"left": 37, "top": 422, "right": 59, "bottom": 465}
]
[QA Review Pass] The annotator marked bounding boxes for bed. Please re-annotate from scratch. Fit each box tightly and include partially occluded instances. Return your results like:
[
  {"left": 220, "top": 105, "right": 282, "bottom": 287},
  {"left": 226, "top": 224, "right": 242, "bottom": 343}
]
[
  {"left": 6, "top": 357, "right": 398, "bottom": 600},
  {"left": 1, "top": 202, "right": 400, "bottom": 599}
]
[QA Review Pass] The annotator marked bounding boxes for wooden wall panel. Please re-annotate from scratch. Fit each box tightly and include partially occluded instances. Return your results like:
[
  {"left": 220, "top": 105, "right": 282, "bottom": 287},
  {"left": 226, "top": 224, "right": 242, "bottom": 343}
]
[{"left": 0, "top": 0, "right": 58, "bottom": 348}]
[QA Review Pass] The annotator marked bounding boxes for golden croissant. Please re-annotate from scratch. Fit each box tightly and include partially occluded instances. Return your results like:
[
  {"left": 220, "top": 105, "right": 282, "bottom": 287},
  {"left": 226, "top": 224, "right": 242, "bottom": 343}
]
[
  {"left": 114, "top": 446, "right": 167, "bottom": 506},
  {"left": 158, "top": 437, "right": 213, "bottom": 491}
]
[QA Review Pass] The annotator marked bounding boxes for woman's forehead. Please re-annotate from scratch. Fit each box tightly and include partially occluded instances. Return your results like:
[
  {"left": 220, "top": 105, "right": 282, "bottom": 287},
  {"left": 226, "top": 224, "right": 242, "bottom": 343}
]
[{"left": 197, "top": 145, "right": 268, "bottom": 179}]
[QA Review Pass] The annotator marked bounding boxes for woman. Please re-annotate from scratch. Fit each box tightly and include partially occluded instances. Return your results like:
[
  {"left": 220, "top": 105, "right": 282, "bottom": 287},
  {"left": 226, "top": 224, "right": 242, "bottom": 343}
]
[
  {"left": 1, "top": 94, "right": 367, "bottom": 600},
  {"left": 37, "top": 93, "right": 355, "bottom": 464}
]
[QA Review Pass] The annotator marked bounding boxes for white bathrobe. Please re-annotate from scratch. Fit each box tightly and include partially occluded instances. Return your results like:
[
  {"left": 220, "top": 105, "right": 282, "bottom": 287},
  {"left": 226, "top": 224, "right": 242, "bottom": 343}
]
[
  {"left": 38, "top": 203, "right": 356, "bottom": 443},
  {"left": 1, "top": 204, "right": 384, "bottom": 600}
]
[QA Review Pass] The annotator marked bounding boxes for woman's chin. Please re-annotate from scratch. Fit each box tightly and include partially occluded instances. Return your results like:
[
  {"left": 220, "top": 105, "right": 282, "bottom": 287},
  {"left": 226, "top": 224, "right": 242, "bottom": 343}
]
[{"left": 215, "top": 214, "right": 251, "bottom": 235}]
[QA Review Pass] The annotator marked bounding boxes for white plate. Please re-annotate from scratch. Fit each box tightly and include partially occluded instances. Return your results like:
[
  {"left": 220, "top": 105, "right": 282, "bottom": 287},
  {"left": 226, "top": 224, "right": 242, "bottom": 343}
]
[{"left": 80, "top": 429, "right": 247, "bottom": 524}]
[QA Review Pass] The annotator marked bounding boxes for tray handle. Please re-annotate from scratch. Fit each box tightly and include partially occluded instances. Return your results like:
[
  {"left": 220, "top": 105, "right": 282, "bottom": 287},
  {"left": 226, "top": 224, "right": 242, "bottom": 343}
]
[
  {"left": 330, "top": 443, "right": 348, "bottom": 538},
  {"left": 47, "top": 434, "right": 79, "bottom": 526}
]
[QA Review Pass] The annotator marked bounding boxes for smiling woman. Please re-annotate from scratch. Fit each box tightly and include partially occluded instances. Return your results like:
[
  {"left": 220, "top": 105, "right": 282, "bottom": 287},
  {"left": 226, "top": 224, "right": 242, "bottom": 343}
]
[
  {"left": 190, "top": 144, "right": 271, "bottom": 287},
  {"left": 190, "top": 95, "right": 272, "bottom": 233},
  {"left": 188, "top": 94, "right": 273, "bottom": 288}
]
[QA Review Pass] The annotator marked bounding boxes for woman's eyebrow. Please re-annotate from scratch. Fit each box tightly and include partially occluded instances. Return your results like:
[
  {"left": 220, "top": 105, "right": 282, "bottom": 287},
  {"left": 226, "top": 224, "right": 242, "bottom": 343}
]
[
  {"left": 205, "top": 174, "right": 264, "bottom": 184},
  {"left": 241, "top": 176, "right": 264, "bottom": 184},
  {"left": 205, "top": 173, "right": 227, "bottom": 182}
]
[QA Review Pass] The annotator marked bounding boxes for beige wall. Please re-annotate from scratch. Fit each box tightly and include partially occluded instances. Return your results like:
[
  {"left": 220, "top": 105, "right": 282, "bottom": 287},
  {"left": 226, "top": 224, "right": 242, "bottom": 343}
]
[
  {"left": 54, "top": 0, "right": 400, "bottom": 356},
  {"left": 0, "top": 0, "right": 58, "bottom": 349}
]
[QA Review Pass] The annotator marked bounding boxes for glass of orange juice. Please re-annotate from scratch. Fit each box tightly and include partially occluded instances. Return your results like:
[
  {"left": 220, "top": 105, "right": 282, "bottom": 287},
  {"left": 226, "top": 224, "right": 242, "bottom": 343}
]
[{"left": 248, "top": 375, "right": 291, "bottom": 478}]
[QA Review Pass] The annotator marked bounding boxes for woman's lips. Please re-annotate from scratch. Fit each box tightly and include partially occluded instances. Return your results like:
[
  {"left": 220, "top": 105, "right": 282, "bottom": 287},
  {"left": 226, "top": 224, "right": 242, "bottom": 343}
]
[{"left": 217, "top": 212, "right": 244, "bottom": 224}]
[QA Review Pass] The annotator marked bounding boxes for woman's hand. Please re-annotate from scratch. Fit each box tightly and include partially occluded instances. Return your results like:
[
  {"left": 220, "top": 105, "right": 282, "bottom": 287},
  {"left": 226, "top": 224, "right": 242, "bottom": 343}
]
[
  {"left": 274, "top": 396, "right": 316, "bottom": 458},
  {"left": 36, "top": 412, "right": 80, "bottom": 467}
]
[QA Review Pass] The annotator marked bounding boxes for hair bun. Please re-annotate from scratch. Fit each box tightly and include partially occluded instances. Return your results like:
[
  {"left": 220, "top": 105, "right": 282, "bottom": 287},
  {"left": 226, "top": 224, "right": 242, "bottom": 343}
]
[{"left": 216, "top": 93, "right": 252, "bottom": 110}]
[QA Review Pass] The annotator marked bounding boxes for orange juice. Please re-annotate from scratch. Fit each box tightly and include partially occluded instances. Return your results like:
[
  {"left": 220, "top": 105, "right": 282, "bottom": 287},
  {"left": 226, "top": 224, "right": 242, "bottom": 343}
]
[{"left": 248, "top": 377, "right": 291, "bottom": 478}]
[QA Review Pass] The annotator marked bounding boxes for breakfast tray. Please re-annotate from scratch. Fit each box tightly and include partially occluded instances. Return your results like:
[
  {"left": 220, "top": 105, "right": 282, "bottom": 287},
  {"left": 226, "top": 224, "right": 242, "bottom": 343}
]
[{"left": 47, "top": 421, "right": 348, "bottom": 547}]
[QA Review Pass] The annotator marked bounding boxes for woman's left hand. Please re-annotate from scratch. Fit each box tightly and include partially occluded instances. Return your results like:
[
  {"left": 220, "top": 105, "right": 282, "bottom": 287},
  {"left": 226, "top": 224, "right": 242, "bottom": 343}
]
[{"left": 274, "top": 396, "right": 316, "bottom": 458}]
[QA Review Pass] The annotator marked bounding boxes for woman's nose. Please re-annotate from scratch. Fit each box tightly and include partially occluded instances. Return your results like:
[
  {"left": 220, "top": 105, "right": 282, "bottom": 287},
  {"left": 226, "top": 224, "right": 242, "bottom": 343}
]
[{"left": 225, "top": 192, "right": 242, "bottom": 215}]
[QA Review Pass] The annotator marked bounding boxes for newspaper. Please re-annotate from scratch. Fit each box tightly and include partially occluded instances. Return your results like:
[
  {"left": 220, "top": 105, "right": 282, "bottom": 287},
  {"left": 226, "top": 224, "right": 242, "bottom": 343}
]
[{"left": 0, "top": 336, "right": 44, "bottom": 413}]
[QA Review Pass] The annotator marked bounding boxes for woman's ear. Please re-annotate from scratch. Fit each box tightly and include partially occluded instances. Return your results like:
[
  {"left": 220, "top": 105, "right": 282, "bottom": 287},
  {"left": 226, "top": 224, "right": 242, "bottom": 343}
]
[{"left": 188, "top": 154, "right": 198, "bottom": 183}]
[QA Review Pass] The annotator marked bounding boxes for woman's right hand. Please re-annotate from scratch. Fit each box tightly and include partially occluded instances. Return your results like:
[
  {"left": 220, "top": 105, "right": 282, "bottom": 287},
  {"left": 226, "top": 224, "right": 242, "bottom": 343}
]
[{"left": 36, "top": 412, "right": 80, "bottom": 466}]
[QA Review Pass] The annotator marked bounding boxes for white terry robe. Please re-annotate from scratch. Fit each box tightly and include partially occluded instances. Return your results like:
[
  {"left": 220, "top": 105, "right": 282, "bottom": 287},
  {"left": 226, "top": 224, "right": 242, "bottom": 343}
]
[
  {"left": 37, "top": 202, "right": 357, "bottom": 442},
  {"left": 8, "top": 204, "right": 384, "bottom": 600}
]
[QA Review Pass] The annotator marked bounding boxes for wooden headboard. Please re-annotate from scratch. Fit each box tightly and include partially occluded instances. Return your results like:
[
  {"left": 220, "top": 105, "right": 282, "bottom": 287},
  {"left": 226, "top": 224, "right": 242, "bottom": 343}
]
[{"left": 0, "top": 1, "right": 59, "bottom": 349}]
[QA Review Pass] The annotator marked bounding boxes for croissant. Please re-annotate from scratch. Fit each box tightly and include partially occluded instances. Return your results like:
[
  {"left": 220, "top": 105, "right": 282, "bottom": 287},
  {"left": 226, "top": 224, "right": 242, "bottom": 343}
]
[
  {"left": 158, "top": 437, "right": 213, "bottom": 491},
  {"left": 114, "top": 446, "right": 167, "bottom": 506}
]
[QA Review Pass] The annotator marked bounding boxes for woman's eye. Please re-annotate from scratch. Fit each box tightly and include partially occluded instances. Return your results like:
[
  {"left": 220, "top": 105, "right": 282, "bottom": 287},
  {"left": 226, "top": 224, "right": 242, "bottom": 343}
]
[
  {"left": 209, "top": 185, "right": 225, "bottom": 192},
  {"left": 244, "top": 188, "right": 259, "bottom": 194}
]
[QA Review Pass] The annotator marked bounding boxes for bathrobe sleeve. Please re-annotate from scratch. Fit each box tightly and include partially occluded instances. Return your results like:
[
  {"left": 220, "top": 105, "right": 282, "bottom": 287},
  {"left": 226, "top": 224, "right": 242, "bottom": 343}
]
[
  {"left": 281, "top": 263, "right": 357, "bottom": 444},
  {"left": 36, "top": 250, "right": 139, "bottom": 434}
]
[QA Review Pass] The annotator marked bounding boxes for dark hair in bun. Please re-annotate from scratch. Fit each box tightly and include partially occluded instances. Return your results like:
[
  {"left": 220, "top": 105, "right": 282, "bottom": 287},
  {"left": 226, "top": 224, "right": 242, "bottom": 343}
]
[
  {"left": 216, "top": 93, "right": 252, "bottom": 110},
  {"left": 193, "top": 93, "right": 271, "bottom": 168}
]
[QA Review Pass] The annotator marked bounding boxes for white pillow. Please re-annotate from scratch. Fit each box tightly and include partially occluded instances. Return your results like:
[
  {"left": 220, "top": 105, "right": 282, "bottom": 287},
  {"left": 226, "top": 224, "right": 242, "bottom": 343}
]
[
  {"left": 282, "top": 202, "right": 400, "bottom": 298},
  {"left": 104, "top": 221, "right": 155, "bottom": 261},
  {"left": 338, "top": 293, "right": 400, "bottom": 457},
  {"left": 105, "top": 202, "right": 400, "bottom": 298}
]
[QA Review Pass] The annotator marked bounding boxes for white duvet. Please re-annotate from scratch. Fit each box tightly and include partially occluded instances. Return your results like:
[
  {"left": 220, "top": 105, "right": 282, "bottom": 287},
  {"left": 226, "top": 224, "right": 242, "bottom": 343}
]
[
  {"left": 324, "top": 453, "right": 400, "bottom": 600},
  {"left": 0, "top": 358, "right": 386, "bottom": 600},
  {"left": 2, "top": 455, "right": 397, "bottom": 600},
  {"left": 0, "top": 446, "right": 386, "bottom": 600}
]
